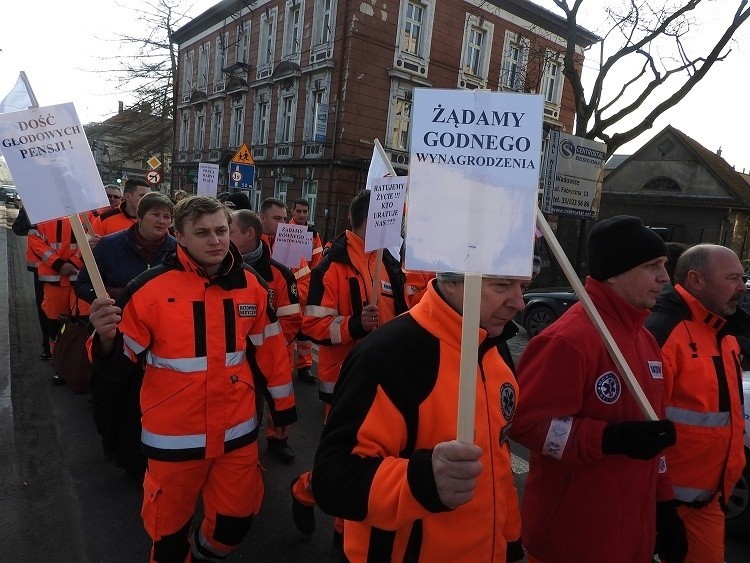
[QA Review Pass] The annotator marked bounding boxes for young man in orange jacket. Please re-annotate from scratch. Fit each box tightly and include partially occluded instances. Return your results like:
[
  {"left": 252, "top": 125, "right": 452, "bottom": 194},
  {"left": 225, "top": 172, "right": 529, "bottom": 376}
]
[
  {"left": 646, "top": 244, "right": 747, "bottom": 562},
  {"left": 88, "top": 196, "right": 296, "bottom": 562}
]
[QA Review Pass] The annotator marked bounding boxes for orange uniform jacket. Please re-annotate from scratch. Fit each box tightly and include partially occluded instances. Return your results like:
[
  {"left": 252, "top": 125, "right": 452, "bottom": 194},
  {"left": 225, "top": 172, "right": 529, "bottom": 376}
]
[
  {"left": 28, "top": 218, "right": 84, "bottom": 285},
  {"left": 241, "top": 240, "right": 301, "bottom": 346},
  {"left": 312, "top": 281, "right": 522, "bottom": 562},
  {"left": 302, "top": 231, "right": 407, "bottom": 402},
  {"left": 92, "top": 243, "right": 296, "bottom": 461},
  {"left": 646, "top": 284, "right": 746, "bottom": 506},
  {"left": 92, "top": 202, "right": 137, "bottom": 236}
]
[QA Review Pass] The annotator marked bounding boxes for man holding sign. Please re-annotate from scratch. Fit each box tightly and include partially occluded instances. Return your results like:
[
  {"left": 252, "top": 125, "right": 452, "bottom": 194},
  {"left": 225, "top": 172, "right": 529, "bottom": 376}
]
[
  {"left": 511, "top": 216, "right": 686, "bottom": 563},
  {"left": 290, "top": 190, "right": 408, "bottom": 538},
  {"left": 311, "top": 272, "right": 527, "bottom": 562}
]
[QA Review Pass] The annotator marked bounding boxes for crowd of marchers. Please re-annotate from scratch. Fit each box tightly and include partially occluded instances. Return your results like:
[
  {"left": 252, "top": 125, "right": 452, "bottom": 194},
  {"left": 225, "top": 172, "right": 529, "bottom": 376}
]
[{"left": 11, "top": 182, "right": 747, "bottom": 563}]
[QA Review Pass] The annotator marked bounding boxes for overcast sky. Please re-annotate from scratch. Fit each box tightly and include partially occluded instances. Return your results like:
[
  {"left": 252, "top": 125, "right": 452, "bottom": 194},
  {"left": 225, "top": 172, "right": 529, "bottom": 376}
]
[{"left": 2, "top": 0, "right": 748, "bottom": 171}]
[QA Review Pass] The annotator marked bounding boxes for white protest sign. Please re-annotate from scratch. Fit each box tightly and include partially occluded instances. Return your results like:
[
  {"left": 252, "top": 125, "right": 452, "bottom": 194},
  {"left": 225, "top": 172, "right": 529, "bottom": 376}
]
[
  {"left": 542, "top": 130, "right": 606, "bottom": 219},
  {"left": 405, "top": 89, "right": 543, "bottom": 277},
  {"left": 272, "top": 222, "right": 312, "bottom": 268},
  {"left": 365, "top": 176, "right": 407, "bottom": 253},
  {"left": 197, "top": 162, "right": 219, "bottom": 197},
  {"left": 0, "top": 102, "right": 108, "bottom": 224}
]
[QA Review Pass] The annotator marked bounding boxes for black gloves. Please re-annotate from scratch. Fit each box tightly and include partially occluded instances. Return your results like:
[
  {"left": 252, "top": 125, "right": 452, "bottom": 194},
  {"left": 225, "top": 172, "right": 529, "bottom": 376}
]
[
  {"left": 601, "top": 420, "right": 676, "bottom": 460},
  {"left": 655, "top": 500, "right": 688, "bottom": 562},
  {"left": 506, "top": 538, "right": 526, "bottom": 563}
]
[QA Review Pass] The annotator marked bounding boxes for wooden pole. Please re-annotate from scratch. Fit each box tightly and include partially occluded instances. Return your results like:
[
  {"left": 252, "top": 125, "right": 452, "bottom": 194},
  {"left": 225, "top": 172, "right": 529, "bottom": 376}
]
[
  {"left": 68, "top": 214, "right": 107, "bottom": 300},
  {"left": 535, "top": 208, "right": 658, "bottom": 421},
  {"left": 457, "top": 273, "right": 482, "bottom": 443}
]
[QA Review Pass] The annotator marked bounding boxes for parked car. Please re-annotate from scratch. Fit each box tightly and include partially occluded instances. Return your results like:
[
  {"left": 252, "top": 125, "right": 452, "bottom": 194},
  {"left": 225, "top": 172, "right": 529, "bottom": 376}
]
[
  {"left": 0, "top": 185, "right": 19, "bottom": 208},
  {"left": 725, "top": 369, "right": 750, "bottom": 535},
  {"left": 516, "top": 287, "right": 578, "bottom": 336}
]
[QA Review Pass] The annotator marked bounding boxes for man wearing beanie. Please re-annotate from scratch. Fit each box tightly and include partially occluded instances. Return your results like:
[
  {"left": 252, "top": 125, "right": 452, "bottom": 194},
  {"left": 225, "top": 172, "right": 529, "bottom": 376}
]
[
  {"left": 511, "top": 215, "right": 687, "bottom": 562},
  {"left": 645, "top": 244, "right": 747, "bottom": 562}
]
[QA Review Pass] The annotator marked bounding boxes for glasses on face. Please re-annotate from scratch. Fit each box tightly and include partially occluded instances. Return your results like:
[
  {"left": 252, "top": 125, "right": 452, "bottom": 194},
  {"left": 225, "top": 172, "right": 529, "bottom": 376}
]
[{"left": 107, "top": 194, "right": 122, "bottom": 200}]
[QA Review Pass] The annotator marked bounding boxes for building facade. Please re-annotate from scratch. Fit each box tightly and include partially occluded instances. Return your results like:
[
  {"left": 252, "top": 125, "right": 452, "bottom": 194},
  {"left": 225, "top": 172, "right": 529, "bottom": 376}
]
[{"left": 171, "top": 0, "right": 597, "bottom": 240}]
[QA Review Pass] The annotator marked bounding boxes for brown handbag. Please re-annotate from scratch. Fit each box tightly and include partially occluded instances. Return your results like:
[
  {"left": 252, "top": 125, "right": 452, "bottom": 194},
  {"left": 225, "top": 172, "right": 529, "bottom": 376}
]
[{"left": 52, "top": 305, "right": 94, "bottom": 395}]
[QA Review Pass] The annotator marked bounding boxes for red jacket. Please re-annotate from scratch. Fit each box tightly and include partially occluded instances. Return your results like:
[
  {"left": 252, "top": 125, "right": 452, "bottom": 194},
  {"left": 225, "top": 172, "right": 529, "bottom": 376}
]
[
  {"left": 94, "top": 243, "right": 296, "bottom": 461},
  {"left": 511, "top": 278, "right": 672, "bottom": 563}
]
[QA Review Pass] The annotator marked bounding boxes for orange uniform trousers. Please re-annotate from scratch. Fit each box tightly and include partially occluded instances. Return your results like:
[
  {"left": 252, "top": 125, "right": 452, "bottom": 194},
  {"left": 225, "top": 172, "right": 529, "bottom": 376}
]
[
  {"left": 673, "top": 499, "right": 724, "bottom": 563},
  {"left": 142, "top": 444, "right": 263, "bottom": 563}
]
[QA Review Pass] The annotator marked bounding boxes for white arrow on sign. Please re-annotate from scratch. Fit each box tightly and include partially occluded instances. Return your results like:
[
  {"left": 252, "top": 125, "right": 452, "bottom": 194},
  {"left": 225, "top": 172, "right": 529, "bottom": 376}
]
[{"left": 146, "top": 170, "right": 161, "bottom": 184}]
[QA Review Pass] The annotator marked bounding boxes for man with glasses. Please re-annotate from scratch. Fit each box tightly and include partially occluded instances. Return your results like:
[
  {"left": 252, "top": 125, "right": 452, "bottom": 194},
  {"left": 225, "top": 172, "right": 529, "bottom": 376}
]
[{"left": 92, "top": 178, "right": 151, "bottom": 236}]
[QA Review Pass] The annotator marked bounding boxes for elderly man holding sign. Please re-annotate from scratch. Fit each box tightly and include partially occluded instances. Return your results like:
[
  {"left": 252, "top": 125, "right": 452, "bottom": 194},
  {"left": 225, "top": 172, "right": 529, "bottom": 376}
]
[{"left": 511, "top": 216, "right": 687, "bottom": 563}]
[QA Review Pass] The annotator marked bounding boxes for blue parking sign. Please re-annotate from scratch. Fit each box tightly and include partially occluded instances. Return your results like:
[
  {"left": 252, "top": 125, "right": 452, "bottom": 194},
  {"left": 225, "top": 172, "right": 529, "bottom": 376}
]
[{"left": 228, "top": 163, "right": 255, "bottom": 189}]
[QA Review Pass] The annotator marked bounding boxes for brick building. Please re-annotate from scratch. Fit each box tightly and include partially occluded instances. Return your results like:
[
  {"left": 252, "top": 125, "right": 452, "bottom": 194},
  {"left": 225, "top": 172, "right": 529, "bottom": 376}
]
[{"left": 171, "top": 0, "right": 597, "bottom": 240}]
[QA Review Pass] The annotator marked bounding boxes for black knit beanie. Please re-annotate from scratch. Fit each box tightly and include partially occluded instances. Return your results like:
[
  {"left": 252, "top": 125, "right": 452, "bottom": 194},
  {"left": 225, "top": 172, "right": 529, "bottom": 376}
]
[
  {"left": 587, "top": 215, "right": 667, "bottom": 281},
  {"left": 225, "top": 192, "right": 252, "bottom": 210}
]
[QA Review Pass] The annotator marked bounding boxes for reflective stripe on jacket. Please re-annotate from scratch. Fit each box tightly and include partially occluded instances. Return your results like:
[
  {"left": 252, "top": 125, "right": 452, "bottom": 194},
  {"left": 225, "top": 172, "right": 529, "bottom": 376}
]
[
  {"left": 111, "top": 243, "right": 296, "bottom": 461},
  {"left": 28, "top": 218, "right": 83, "bottom": 285},
  {"left": 646, "top": 284, "right": 745, "bottom": 504}
]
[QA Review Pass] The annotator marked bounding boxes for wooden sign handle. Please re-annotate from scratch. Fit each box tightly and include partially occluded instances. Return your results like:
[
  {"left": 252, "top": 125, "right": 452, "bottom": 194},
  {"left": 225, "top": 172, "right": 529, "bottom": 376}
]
[
  {"left": 457, "top": 273, "right": 482, "bottom": 443},
  {"left": 535, "top": 208, "right": 658, "bottom": 421},
  {"left": 370, "top": 249, "right": 383, "bottom": 306},
  {"left": 68, "top": 214, "right": 108, "bottom": 300}
]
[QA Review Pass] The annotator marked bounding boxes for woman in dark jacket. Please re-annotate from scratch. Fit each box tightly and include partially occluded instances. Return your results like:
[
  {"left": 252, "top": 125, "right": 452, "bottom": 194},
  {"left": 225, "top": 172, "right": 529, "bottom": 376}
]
[{"left": 75, "top": 192, "right": 176, "bottom": 480}]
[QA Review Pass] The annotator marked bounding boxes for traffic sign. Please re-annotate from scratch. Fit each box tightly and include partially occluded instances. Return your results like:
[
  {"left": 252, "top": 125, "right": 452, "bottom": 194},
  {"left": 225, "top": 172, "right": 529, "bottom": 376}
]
[
  {"left": 228, "top": 163, "right": 254, "bottom": 189},
  {"left": 230, "top": 144, "right": 254, "bottom": 165},
  {"left": 147, "top": 155, "right": 162, "bottom": 169},
  {"left": 146, "top": 170, "right": 162, "bottom": 184}
]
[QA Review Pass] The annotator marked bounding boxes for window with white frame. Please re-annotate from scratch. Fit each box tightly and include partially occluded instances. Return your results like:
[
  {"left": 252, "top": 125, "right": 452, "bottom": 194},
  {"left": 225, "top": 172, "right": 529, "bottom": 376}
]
[
  {"left": 179, "top": 110, "right": 190, "bottom": 151},
  {"left": 390, "top": 94, "right": 411, "bottom": 151},
  {"left": 182, "top": 51, "right": 194, "bottom": 96},
  {"left": 305, "top": 76, "right": 329, "bottom": 142},
  {"left": 500, "top": 31, "right": 529, "bottom": 91},
  {"left": 283, "top": 2, "right": 303, "bottom": 60},
  {"left": 275, "top": 179, "right": 288, "bottom": 203},
  {"left": 394, "top": 1, "right": 434, "bottom": 76},
  {"left": 278, "top": 92, "right": 297, "bottom": 144},
  {"left": 252, "top": 179, "right": 263, "bottom": 210},
  {"left": 194, "top": 109, "right": 205, "bottom": 151},
  {"left": 236, "top": 22, "right": 250, "bottom": 64},
  {"left": 253, "top": 90, "right": 271, "bottom": 145},
  {"left": 230, "top": 96, "right": 245, "bottom": 147},
  {"left": 302, "top": 180, "right": 318, "bottom": 223},
  {"left": 259, "top": 10, "right": 276, "bottom": 68},
  {"left": 197, "top": 43, "right": 210, "bottom": 91},
  {"left": 542, "top": 54, "right": 563, "bottom": 104},
  {"left": 459, "top": 15, "right": 493, "bottom": 88},
  {"left": 210, "top": 103, "right": 223, "bottom": 149},
  {"left": 315, "top": 0, "right": 333, "bottom": 46},
  {"left": 214, "top": 33, "right": 228, "bottom": 90}
]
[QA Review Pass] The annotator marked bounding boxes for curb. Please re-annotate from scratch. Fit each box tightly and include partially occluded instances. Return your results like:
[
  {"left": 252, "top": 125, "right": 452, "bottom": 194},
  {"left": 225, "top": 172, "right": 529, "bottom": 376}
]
[{"left": 0, "top": 209, "right": 14, "bottom": 442}]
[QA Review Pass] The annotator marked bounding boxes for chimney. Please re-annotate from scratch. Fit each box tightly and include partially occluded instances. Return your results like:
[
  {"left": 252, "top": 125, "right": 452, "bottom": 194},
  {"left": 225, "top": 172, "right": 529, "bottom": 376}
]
[
  {"left": 118, "top": 101, "right": 124, "bottom": 114},
  {"left": 717, "top": 146, "right": 722, "bottom": 157}
]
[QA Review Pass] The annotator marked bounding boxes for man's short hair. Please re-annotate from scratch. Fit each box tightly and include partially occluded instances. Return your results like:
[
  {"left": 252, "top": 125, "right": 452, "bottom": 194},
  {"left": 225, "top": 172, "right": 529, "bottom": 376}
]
[
  {"left": 349, "top": 190, "right": 370, "bottom": 229},
  {"left": 137, "top": 192, "right": 174, "bottom": 220},
  {"left": 232, "top": 209, "right": 263, "bottom": 236},
  {"left": 436, "top": 272, "right": 465, "bottom": 284},
  {"left": 104, "top": 184, "right": 122, "bottom": 195},
  {"left": 260, "top": 197, "right": 287, "bottom": 215},
  {"left": 174, "top": 195, "right": 231, "bottom": 233},
  {"left": 293, "top": 199, "right": 310, "bottom": 209},
  {"left": 123, "top": 177, "right": 151, "bottom": 195},
  {"left": 674, "top": 244, "right": 713, "bottom": 285}
]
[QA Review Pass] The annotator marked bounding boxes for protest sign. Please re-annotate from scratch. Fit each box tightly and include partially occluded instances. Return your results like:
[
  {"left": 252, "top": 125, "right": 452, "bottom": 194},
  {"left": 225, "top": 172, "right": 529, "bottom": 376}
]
[
  {"left": 197, "top": 162, "right": 219, "bottom": 197},
  {"left": 405, "top": 88, "right": 543, "bottom": 277},
  {"left": 365, "top": 176, "right": 407, "bottom": 253},
  {"left": 272, "top": 222, "right": 312, "bottom": 269},
  {"left": 0, "top": 102, "right": 108, "bottom": 224},
  {"left": 542, "top": 130, "right": 606, "bottom": 219}
]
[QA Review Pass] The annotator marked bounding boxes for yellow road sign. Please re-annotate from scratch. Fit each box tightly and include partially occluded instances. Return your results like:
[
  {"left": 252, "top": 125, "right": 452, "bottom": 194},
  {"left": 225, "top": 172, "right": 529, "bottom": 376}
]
[{"left": 230, "top": 144, "right": 254, "bottom": 165}]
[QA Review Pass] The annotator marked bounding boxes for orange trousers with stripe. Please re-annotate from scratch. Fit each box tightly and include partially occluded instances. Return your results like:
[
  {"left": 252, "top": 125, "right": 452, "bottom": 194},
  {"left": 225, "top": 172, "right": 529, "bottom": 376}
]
[{"left": 142, "top": 444, "right": 263, "bottom": 563}]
